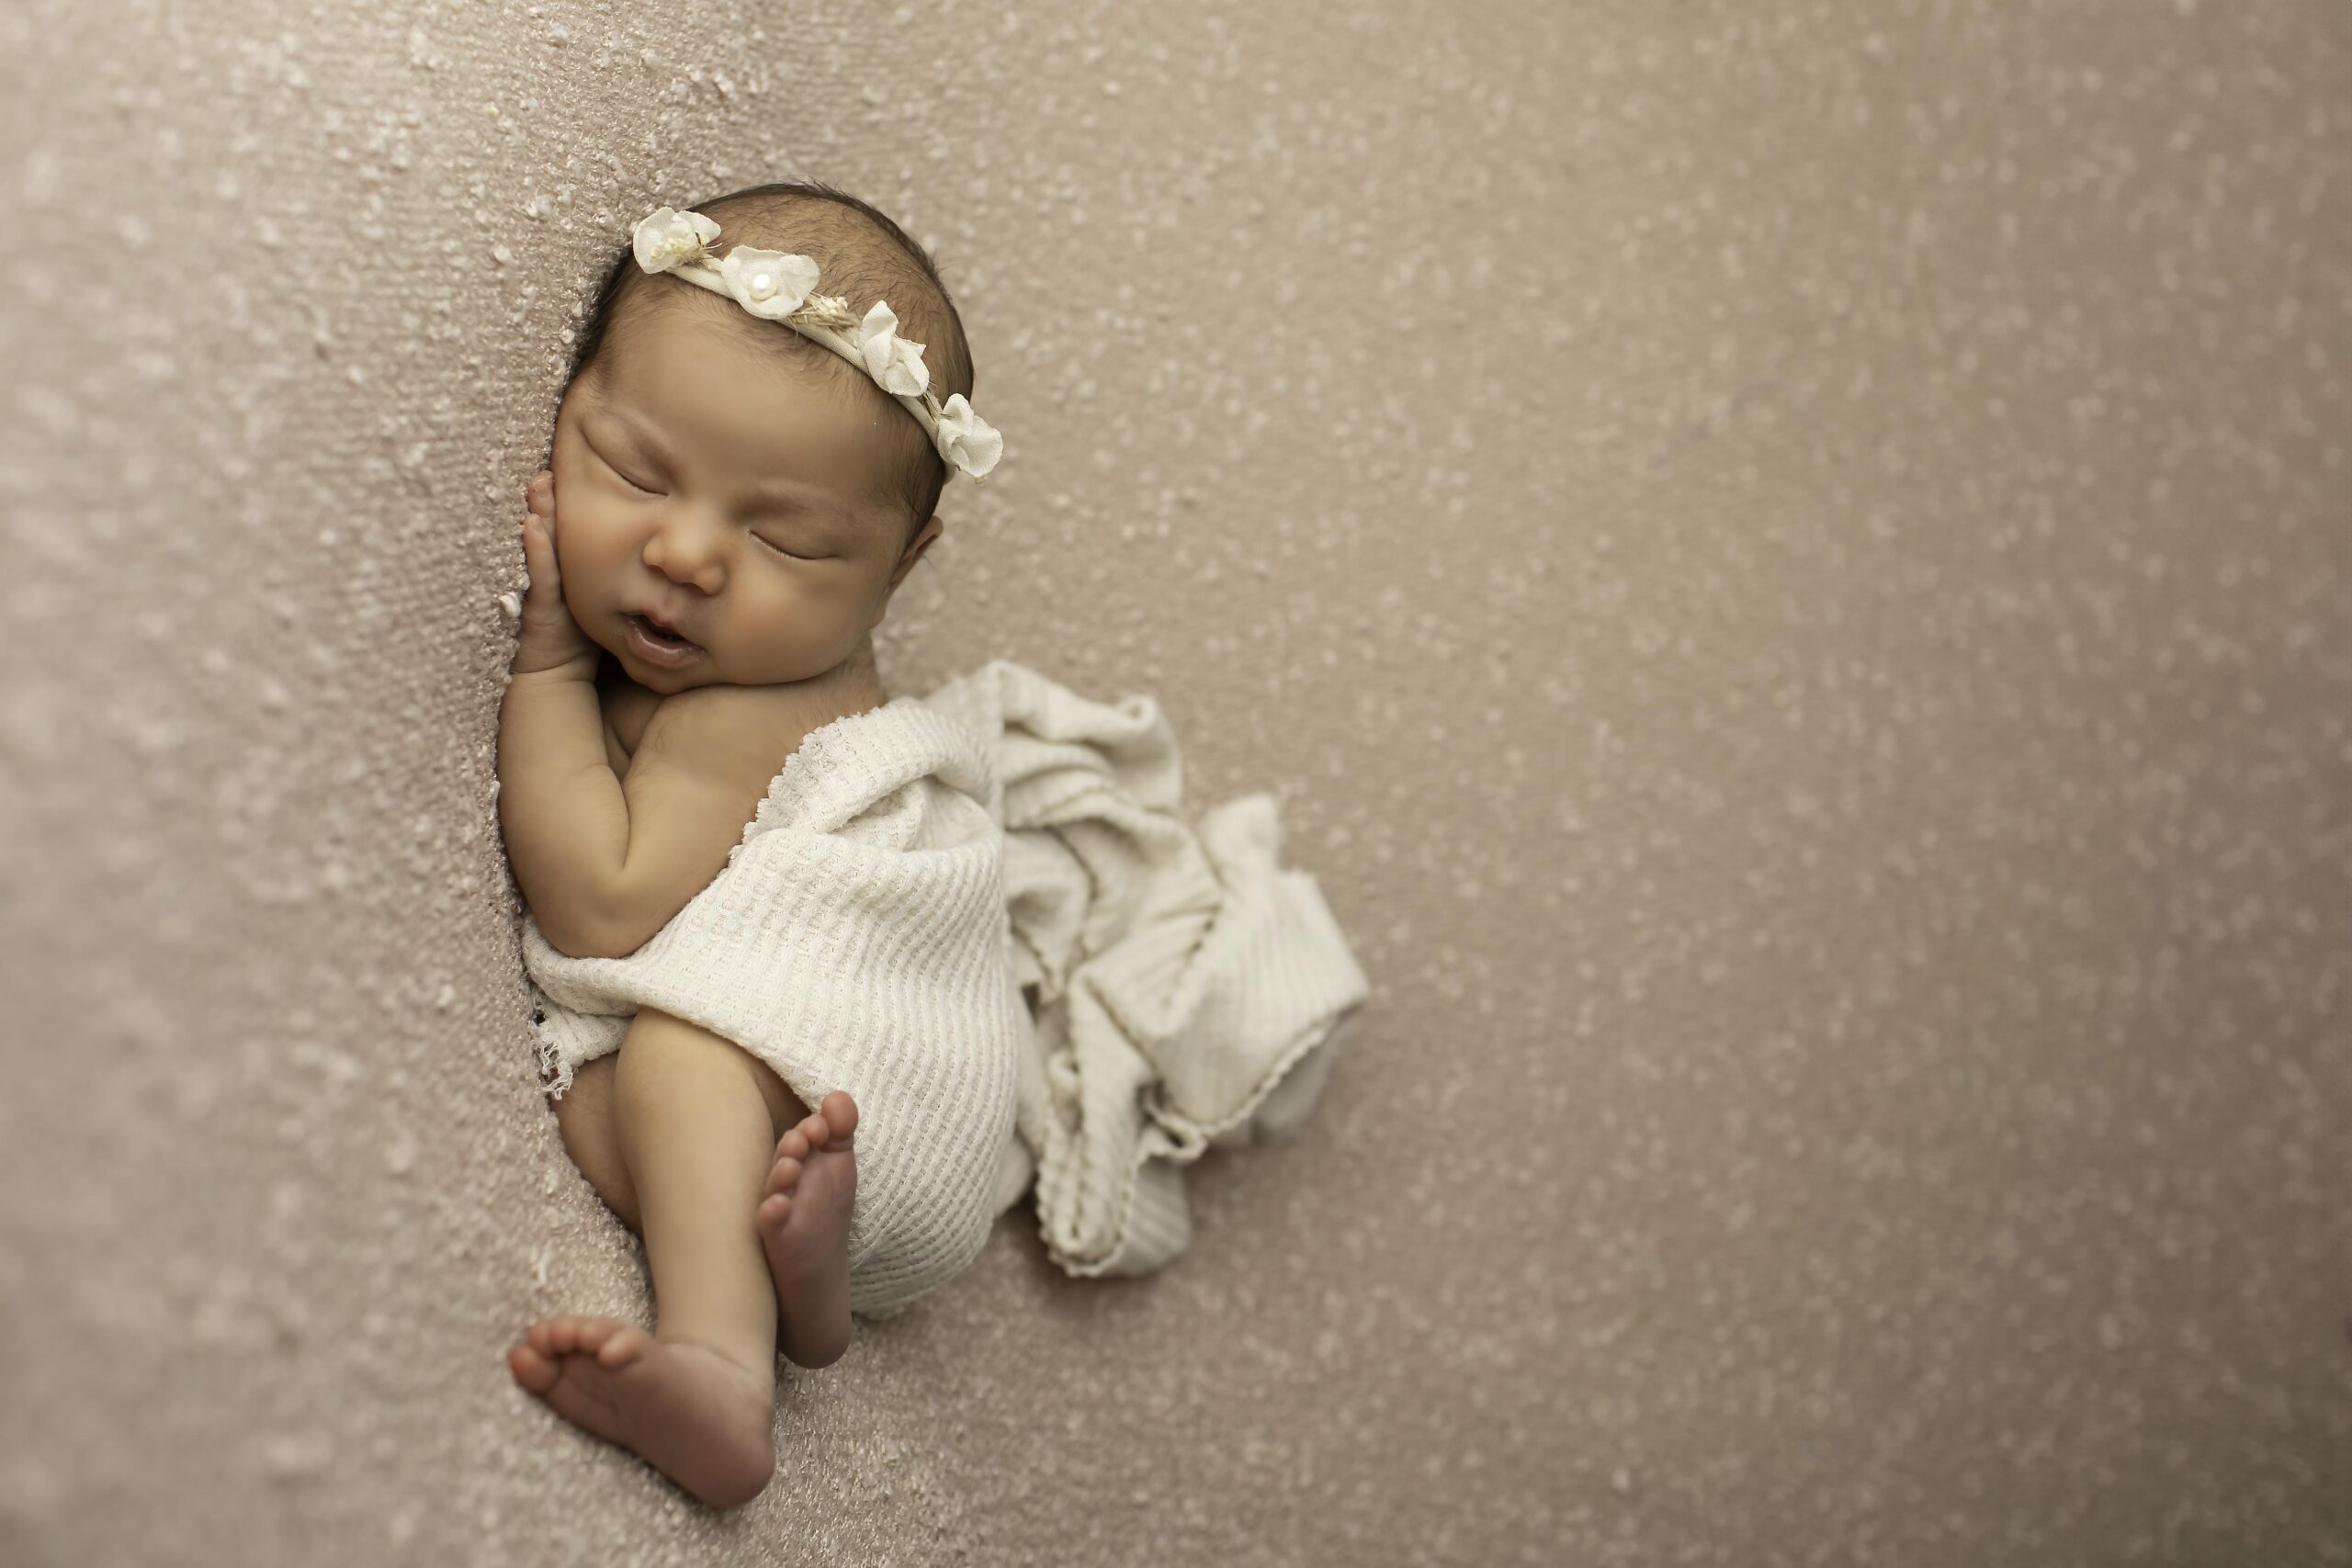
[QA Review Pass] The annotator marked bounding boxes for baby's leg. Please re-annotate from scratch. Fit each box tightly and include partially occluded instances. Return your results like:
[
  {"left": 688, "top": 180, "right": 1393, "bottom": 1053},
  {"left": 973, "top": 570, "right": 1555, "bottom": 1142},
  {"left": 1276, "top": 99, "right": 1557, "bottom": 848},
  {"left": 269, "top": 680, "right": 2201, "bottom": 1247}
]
[
  {"left": 548, "top": 1055, "right": 640, "bottom": 1231},
  {"left": 553, "top": 1044, "right": 810, "bottom": 1233},
  {"left": 550, "top": 1030, "right": 861, "bottom": 1370},
  {"left": 510, "top": 1007, "right": 784, "bottom": 1508}
]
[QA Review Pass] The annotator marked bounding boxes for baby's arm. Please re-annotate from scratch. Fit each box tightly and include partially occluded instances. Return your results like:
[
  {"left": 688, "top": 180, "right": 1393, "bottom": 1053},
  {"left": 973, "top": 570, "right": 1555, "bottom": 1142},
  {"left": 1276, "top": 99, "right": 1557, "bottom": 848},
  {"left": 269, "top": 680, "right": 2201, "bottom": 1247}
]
[
  {"left": 593, "top": 680, "right": 857, "bottom": 955},
  {"left": 498, "top": 472, "right": 628, "bottom": 957},
  {"left": 501, "top": 667, "right": 629, "bottom": 956}
]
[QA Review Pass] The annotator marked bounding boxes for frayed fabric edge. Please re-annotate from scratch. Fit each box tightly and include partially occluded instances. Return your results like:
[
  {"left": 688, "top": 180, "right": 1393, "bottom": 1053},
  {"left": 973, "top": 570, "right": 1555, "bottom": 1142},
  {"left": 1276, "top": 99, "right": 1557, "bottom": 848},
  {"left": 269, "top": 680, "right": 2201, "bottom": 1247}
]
[{"left": 532, "top": 1021, "right": 578, "bottom": 1100}]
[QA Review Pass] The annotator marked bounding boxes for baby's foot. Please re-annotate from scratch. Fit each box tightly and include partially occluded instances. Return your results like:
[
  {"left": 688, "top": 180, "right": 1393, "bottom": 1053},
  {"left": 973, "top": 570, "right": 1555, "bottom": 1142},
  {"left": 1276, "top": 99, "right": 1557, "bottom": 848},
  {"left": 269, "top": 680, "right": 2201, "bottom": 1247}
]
[
  {"left": 757, "top": 1091, "right": 859, "bottom": 1370},
  {"left": 507, "top": 1314, "right": 775, "bottom": 1509}
]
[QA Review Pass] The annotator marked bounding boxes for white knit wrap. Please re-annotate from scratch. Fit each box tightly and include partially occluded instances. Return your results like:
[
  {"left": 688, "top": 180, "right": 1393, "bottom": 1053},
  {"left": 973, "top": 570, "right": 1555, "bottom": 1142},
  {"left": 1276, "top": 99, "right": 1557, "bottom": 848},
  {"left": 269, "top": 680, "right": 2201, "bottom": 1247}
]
[
  {"left": 522, "top": 660, "right": 1368, "bottom": 1316},
  {"left": 920, "top": 661, "right": 1369, "bottom": 1280},
  {"left": 523, "top": 695, "right": 1023, "bottom": 1319}
]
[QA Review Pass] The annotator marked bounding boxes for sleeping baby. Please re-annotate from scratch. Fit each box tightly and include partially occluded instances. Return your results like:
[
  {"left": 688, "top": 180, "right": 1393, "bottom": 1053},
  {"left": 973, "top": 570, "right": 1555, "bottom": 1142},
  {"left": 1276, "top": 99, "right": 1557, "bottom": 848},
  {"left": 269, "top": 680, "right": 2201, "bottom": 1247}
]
[{"left": 497, "top": 185, "right": 1015, "bottom": 1508}]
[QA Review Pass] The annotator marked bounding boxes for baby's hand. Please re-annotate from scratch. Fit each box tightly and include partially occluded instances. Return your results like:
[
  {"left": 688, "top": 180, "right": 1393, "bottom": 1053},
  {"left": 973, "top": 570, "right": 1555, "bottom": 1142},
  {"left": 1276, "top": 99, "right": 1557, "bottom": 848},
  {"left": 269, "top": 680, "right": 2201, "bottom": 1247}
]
[{"left": 513, "top": 469, "right": 599, "bottom": 678}]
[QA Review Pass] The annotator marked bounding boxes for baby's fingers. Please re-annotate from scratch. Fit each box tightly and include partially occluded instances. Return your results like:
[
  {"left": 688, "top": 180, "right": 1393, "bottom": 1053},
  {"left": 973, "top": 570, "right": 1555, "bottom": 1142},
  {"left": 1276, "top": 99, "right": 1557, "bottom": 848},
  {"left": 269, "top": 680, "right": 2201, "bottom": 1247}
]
[
  {"left": 526, "top": 469, "right": 555, "bottom": 518},
  {"left": 520, "top": 512, "right": 562, "bottom": 598}
]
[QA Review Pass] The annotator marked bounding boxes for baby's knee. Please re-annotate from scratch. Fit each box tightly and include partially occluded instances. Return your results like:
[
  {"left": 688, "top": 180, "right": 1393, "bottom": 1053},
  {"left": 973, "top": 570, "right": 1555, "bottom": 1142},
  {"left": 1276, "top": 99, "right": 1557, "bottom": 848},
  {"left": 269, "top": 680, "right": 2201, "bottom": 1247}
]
[{"left": 613, "top": 1009, "right": 806, "bottom": 1143}]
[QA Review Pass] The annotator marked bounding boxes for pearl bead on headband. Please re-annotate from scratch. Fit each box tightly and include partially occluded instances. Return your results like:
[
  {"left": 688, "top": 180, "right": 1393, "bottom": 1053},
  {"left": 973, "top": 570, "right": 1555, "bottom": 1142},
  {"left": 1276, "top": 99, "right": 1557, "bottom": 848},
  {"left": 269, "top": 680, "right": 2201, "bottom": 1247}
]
[{"left": 628, "top": 206, "right": 1004, "bottom": 484}]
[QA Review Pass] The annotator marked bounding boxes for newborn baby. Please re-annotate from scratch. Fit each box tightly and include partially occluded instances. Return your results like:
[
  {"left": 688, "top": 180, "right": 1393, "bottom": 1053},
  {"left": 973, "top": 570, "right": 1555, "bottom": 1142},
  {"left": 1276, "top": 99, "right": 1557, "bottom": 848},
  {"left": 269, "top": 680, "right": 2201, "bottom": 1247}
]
[{"left": 498, "top": 184, "right": 1010, "bottom": 1508}]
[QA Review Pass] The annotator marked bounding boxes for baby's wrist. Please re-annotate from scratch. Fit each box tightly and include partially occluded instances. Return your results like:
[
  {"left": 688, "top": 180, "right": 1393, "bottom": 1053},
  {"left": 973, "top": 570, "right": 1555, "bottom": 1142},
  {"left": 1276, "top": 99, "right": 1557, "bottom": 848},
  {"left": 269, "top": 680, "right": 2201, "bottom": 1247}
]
[{"left": 511, "top": 654, "right": 600, "bottom": 684}]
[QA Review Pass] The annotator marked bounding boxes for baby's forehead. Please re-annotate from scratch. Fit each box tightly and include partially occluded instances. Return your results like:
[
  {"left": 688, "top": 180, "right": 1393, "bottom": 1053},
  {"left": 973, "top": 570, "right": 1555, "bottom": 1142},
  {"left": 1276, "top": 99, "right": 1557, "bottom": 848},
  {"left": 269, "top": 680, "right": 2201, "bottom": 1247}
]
[
  {"left": 603, "top": 309, "right": 841, "bottom": 409},
  {"left": 626, "top": 292, "right": 846, "bottom": 378}
]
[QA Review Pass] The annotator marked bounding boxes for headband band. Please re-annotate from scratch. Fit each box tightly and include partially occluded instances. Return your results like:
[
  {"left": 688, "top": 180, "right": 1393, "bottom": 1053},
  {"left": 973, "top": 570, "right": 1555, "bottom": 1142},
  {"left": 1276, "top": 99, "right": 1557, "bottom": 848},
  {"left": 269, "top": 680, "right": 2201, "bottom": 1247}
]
[{"left": 629, "top": 206, "right": 1003, "bottom": 485}]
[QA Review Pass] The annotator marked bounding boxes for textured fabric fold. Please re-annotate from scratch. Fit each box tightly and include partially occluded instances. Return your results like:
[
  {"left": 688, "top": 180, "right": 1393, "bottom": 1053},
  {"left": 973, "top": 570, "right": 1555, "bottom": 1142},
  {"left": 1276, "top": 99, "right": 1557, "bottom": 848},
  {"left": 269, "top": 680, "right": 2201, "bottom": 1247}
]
[{"left": 918, "top": 660, "right": 1370, "bottom": 1280}]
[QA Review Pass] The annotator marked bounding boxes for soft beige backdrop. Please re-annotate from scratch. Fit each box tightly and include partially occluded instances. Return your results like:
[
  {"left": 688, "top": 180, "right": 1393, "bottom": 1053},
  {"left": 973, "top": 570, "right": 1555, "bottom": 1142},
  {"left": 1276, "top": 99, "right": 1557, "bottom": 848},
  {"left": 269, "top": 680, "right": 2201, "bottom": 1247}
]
[{"left": 3, "top": 1, "right": 2346, "bottom": 1563}]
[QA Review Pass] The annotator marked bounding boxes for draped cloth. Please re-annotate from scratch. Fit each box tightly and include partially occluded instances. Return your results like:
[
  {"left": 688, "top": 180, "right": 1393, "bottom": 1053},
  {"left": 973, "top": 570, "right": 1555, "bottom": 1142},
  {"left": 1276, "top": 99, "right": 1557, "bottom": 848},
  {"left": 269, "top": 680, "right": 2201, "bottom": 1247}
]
[
  {"left": 522, "top": 659, "right": 1368, "bottom": 1313},
  {"left": 921, "top": 660, "right": 1369, "bottom": 1280}
]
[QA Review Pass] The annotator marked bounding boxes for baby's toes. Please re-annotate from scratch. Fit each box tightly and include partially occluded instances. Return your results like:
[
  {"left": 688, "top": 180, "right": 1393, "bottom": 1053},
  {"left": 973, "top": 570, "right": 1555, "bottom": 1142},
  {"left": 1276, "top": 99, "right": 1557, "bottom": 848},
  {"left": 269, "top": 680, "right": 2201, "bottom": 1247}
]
[
  {"left": 765, "top": 1152, "right": 803, "bottom": 1199},
  {"left": 540, "top": 1314, "right": 645, "bottom": 1368},
  {"left": 558, "top": 1314, "right": 613, "bottom": 1355},
  {"left": 793, "top": 1108, "right": 833, "bottom": 1153},
  {"left": 585, "top": 1321, "right": 650, "bottom": 1368},
  {"left": 757, "top": 1189, "right": 794, "bottom": 1230},
  {"left": 509, "top": 1341, "right": 560, "bottom": 1393},
  {"left": 775, "top": 1127, "right": 810, "bottom": 1163},
  {"left": 568, "top": 1315, "right": 624, "bottom": 1351},
  {"left": 817, "top": 1090, "right": 859, "bottom": 1147},
  {"left": 545, "top": 1314, "right": 616, "bottom": 1357}
]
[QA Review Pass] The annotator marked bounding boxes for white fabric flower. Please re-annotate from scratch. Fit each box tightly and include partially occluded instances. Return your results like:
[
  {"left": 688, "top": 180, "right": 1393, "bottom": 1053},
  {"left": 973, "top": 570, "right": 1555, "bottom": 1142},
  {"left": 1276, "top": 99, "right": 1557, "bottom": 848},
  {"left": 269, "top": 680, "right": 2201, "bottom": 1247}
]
[
  {"left": 933, "top": 393, "right": 1002, "bottom": 479},
  {"left": 717, "top": 245, "right": 821, "bottom": 321},
  {"left": 853, "top": 301, "right": 932, "bottom": 398},
  {"left": 632, "top": 207, "right": 720, "bottom": 274}
]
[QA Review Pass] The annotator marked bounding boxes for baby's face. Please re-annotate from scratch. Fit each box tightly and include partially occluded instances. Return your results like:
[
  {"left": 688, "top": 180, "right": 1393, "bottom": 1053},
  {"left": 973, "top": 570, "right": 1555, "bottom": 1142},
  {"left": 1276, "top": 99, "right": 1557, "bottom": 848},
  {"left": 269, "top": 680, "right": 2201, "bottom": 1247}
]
[{"left": 547, "top": 317, "right": 937, "bottom": 691}]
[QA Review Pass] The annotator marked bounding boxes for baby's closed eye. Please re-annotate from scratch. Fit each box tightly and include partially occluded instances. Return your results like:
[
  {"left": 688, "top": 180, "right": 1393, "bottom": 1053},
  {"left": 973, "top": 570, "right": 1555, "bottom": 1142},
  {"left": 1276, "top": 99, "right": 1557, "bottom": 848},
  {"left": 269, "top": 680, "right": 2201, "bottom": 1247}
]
[
  {"left": 596, "top": 449, "right": 662, "bottom": 494},
  {"left": 593, "top": 447, "right": 824, "bottom": 559}
]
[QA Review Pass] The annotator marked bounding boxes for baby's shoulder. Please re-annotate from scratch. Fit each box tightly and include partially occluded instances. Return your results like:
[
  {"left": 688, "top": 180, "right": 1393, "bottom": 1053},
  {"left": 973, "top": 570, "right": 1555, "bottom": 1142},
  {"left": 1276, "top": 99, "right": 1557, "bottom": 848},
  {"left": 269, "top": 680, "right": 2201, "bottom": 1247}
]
[{"left": 636, "top": 673, "right": 885, "bottom": 791}]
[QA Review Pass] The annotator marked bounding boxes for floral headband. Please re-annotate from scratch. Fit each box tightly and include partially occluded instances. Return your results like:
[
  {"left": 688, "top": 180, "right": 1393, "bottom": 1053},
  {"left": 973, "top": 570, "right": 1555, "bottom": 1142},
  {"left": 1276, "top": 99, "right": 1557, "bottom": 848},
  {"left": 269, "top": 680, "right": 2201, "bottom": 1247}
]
[{"left": 628, "top": 206, "right": 1004, "bottom": 484}]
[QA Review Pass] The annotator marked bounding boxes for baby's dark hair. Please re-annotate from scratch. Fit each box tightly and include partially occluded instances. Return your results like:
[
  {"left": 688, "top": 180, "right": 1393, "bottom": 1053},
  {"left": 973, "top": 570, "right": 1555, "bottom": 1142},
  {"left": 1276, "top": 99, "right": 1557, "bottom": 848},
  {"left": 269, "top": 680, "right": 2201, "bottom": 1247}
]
[{"left": 562, "top": 180, "right": 976, "bottom": 558}]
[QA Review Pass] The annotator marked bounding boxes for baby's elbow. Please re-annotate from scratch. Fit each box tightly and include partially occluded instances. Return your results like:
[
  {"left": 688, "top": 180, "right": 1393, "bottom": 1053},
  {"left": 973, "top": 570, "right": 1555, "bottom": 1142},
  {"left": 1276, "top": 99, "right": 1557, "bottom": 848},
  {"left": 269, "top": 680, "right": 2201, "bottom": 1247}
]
[
  {"left": 530, "top": 901, "right": 624, "bottom": 962},
  {"left": 548, "top": 927, "right": 614, "bottom": 962},
  {"left": 578, "top": 897, "right": 666, "bottom": 961}
]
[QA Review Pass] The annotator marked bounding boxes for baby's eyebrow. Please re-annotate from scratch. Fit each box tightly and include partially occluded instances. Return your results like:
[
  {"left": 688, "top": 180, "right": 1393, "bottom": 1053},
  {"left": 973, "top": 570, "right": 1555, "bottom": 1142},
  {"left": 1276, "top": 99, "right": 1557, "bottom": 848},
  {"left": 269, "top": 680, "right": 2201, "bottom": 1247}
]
[
  {"left": 591, "top": 403, "right": 667, "bottom": 452},
  {"left": 742, "top": 475, "right": 838, "bottom": 511}
]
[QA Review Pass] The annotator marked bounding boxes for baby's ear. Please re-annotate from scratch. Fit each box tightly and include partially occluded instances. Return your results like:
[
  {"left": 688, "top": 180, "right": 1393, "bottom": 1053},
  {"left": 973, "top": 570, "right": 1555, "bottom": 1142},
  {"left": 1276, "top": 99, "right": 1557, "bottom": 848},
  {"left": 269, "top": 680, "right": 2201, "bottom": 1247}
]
[
  {"left": 893, "top": 514, "right": 944, "bottom": 579},
  {"left": 873, "top": 516, "right": 943, "bottom": 628}
]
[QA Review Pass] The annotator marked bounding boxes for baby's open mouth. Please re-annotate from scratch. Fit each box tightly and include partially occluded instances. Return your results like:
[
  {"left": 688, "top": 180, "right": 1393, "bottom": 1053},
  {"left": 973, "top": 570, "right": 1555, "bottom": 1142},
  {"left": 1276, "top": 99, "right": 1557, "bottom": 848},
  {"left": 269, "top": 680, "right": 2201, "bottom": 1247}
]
[{"left": 630, "top": 615, "right": 695, "bottom": 649}]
